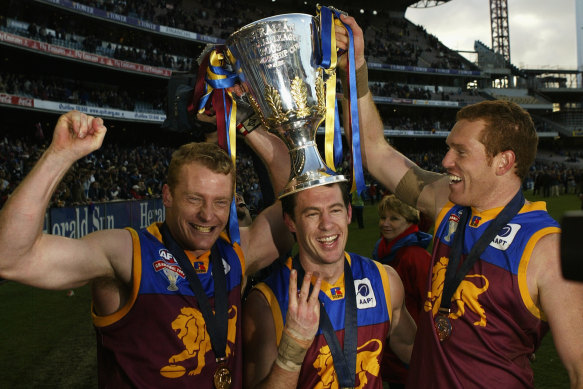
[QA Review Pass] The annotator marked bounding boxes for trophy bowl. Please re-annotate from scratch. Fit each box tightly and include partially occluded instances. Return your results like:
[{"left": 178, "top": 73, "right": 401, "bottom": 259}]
[{"left": 226, "top": 13, "right": 346, "bottom": 198}]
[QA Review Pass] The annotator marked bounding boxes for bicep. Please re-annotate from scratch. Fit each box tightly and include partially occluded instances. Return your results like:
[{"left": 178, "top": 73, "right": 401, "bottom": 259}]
[
  {"left": 25, "top": 228, "right": 131, "bottom": 290},
  {"left": 243, "top": 290, "right": 279, "bottom": 388}
]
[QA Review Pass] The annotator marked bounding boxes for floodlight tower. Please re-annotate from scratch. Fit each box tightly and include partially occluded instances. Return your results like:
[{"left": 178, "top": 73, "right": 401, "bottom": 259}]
[
  {"left": 490, "top": 0, "right": 510, "bottom": 63},
  {"left": 577, "top": 0, "right": 583, "bottom": 87}
]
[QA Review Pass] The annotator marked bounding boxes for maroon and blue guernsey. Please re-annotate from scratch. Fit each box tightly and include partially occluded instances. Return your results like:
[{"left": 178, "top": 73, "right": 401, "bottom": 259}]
[
  {"left": 93, "top": 222, "right": 244, "bottom": 388},
  {"left": 408, "top": 201, "right": 560, "bottom": 388},
  {"left": 255, "top": 253, "right": 392, "bottom": 388}
]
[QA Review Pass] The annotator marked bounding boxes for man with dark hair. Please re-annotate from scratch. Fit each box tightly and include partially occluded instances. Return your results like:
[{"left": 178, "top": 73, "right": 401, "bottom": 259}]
[
  {"left": 336, "top": 14, "right": 583, "bottom": 388},
  {"left": 242, "top": 181, "right": 416, "bottom": 388},
  {"left": 0, "top": 110, "right": 292, "bottom": 388}
]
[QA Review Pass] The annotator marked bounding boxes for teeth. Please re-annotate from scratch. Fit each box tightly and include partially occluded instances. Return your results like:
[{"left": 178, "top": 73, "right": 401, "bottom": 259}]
[
  {"left": 449, "top": 174, "right": 462, "bottom": 184},
  {"left": 317, "top": 235, "right": 338, "bottom": 243},
  {"left": 193, "top": 225, "right": 212, "bottom": 233}
]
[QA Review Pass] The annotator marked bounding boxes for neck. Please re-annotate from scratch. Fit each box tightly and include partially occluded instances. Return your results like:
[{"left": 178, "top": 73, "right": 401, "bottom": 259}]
[
  {"left": 473, "top": 182, "right": 521, "bottom": 213},
  {"left": 298, "top": 255, "right": 345, "bottom": 284}
]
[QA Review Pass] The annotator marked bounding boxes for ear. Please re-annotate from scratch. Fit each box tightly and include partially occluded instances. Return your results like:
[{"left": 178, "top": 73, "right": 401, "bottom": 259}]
[
  {"left": 347, "top": 203, "right": 353, "bottom": 224},
  {"left": 162, "top": 184, "right": 173, "bottom": 207},
  {"left": 283, "top": 212, "right": 297, "bottom": 233},
  {"left": 496, "top": 150, "right": 516, "bottom": 176}
]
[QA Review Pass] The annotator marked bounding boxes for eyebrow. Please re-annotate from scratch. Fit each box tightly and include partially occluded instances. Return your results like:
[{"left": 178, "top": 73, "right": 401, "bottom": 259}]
[{"left": 301, "top": 203, "right": 344, "bottom": 213}]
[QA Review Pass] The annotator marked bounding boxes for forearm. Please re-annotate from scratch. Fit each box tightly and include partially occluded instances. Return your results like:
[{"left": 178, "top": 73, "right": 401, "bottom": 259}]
[
  {"left": 253, "top": 326, "right": 312, "bottom": 389},
  {"left": 245, "top": 127, "right": 290, "bottom": 196}
]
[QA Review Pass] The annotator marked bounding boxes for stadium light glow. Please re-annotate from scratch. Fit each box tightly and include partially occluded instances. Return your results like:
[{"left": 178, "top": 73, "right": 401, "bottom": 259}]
[
  {"left": 373, "top": 10, "right": 378, "bottom": 15},
  {"left": 360, "top": 9, "right": 364, "bottom": 14}
]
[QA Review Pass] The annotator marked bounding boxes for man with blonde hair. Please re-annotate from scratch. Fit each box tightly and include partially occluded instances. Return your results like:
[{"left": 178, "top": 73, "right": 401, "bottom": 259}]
[{"left": 0, "top": 110, "right": 292, "bottom": 388}]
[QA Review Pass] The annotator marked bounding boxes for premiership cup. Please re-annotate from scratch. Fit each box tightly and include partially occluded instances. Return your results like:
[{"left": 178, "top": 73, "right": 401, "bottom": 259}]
[{"left": 226, "top": 13, "right": 346, "bottom": 198}]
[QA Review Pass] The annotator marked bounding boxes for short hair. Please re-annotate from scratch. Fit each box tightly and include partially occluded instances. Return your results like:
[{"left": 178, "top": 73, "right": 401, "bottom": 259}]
[
  {"left": 456, "top": 100, "right": 537, "bottom": 180},
  {"left": 281, "top": 181, "right": 350, "bottom": 220},
  {"left": 377, "top": 194, "right": 420, "bottom": 224},
  {"left": 166, "top": 142, "right": 235, "bottom": 192}
]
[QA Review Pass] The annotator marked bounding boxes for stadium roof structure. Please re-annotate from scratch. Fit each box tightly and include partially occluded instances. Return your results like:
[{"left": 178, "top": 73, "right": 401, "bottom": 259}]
[{"left": 247, "top": 0, "right": 452, "bottom": 14}]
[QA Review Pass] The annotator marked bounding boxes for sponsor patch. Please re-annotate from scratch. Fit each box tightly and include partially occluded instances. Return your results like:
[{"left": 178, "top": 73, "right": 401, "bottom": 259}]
[
  {"left": 330, "top": 287, "right": 343, "bottom": 299},
  {"left": 355, "top": 278, "right": 377, "bottom": 309},
  {"left": 489, "top": 223, "right": 521, "bottom": 250}
]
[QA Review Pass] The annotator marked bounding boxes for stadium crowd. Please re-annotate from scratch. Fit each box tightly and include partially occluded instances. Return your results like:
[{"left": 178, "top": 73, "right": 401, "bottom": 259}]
[
  {"left": 2, "top": 0, "right": 475, "bottom": 73},
  {"left": 2, "top": 125, "right": 582, "bottom": 213},
  {"left": 0, "top": 129, "right": 264, "bottom": 212}
]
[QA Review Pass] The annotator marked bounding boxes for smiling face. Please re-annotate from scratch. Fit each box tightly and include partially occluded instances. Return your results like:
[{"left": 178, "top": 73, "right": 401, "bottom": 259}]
[
  {"left": 442, "top": 119, "right": 504, "bottom": 210},
  {"left": 163, "top": 162, "right": 233, "bottom": 256},
  {"left": 379, "top": 209, "right": 412, "bottom": 242},
  {"left": 284, "top": 184, "right": 352, "bottom": 272}
]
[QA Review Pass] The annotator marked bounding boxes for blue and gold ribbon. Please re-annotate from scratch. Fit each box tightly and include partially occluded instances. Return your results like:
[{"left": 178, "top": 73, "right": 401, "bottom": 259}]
[
  {"left": 196, "top": 47, "right": 241, "bottom": 244},
  {"left": 319, "top": 6, "right": 366, "bottom": 195},
  {"left": 318, "top": 6, "right": 341, "bottom": 172}
]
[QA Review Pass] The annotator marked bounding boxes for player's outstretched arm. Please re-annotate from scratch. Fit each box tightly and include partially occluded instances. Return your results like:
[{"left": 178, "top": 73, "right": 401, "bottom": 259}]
[{"left": 0, "top": 111, "right": 130, "bottom": 291}]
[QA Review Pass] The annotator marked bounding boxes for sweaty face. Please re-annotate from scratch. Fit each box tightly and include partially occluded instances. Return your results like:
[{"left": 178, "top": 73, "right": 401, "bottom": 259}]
[
  {"left": 163, "top": 162, "right": 233, "bottom": 256},
  {"left": 378, "top": 209, "right": 412, "bottom": 242},
  {"left": 285, "top": 185, "right": 351, "bottom": 269},
  {"left": 442, "top": 119, "right": 500, "bottom": 210}
]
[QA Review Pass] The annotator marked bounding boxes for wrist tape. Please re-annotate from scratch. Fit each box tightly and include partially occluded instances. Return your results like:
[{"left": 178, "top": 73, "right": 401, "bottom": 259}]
[
  {"left": 275, "top": 327, "right": 313, "bottom": 372},
  {"left": 338, "top": 62, "right": 369, "bottom": 99},
  {"left": 236, "top": 113, "right": 261, "bottom": 136}
]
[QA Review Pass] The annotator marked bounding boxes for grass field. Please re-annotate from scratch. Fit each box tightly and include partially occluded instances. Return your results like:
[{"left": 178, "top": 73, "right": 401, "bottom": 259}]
[{"left": 0, "top": 191, "right": 577, "bottom": 388}]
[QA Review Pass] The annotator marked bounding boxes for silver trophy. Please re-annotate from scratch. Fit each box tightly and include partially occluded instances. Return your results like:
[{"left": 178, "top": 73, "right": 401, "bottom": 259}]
[{"left": 226, "top": 13, "right": 346, "bottom": 198}]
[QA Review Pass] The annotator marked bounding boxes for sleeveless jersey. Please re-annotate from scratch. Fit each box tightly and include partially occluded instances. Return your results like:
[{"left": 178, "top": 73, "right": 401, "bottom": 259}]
[
  {"left": 408, "top": 201, "right": 560, "bottom": 388},
  {"left": 93, "top": 222, "right": 245, "bottom": 388},
  {"left": 255, "top": 253, "right": 391, "bottom": 388}
]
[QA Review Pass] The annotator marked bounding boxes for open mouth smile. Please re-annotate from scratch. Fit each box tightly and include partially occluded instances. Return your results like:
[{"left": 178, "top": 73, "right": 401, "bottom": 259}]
[
  {"left": 449, "top": 174, "right": 462, "bottom": 184},
  {"left": 191, "top": 224, "right": 214, "bottom": 233},
  {"left": 317, "top": 234, "right": 339, "bottom": 245}
]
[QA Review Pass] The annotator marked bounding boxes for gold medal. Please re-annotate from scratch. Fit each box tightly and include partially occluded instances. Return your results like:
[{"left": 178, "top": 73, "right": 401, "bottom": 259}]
[
  {"left": 213, "top": 365, "right": 232, "bottom": 389},
  {"left": 434, "top": 314, "right": 452, "bottom": 342}
]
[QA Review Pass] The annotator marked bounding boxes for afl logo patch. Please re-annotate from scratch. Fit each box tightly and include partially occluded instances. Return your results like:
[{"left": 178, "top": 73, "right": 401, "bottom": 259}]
[{"left": 490, "top": 223, "right": 521, "bottom": 251}]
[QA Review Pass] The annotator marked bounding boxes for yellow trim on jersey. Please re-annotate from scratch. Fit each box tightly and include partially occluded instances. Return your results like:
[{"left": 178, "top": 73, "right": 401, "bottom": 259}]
[
  {"left": 92, "top": 228, "right": 142, "bottom": 327},
  {"left": 468, "top": 200, "right": 545, "bottom": 225},
  {"left": 373, "top": 260, "right": 392, "bottom": 324},
  {"left": 255, "top": 282, "right": 284, "bottom": 346},
  {"left": 518, "top": 226, "right": 560, "bottom": 321}
]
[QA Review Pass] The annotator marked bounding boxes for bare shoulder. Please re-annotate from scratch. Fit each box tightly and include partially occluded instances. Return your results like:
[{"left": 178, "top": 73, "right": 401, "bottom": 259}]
[
  {"left": 382, "top": 264, "right": 405, "bottom": 301},
  {"left": 244, "top": 288, "right": 273, "bottom": 326},
  {"left": 82, "top": 228, "right": 134, "bottom": 283}
]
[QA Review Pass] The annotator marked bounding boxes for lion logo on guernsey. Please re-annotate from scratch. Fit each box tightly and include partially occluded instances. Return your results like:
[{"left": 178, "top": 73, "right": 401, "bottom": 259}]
[
  {"left": 424, "top": 256, "right": 489, "bottom": 327},
  {"left": 313, "top": 339, "right": 382, "bottom": 388},
  {"left": 159, "top": 305, "right": 238, "bottom": 378}
]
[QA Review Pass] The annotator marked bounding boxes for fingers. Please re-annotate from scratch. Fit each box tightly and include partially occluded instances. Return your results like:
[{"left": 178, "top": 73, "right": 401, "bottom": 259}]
[
  {"left": 64, "top": 111, "right": 104, "bottom": 139},
  {"left": 288, "top": 269, "right": 299, "bottom": 306},
  {"left": 308, "top": 273, "right": 322, "bottom": 305},
  {"left": 298, "top": 270, "right": 312, "bottom": 301}
]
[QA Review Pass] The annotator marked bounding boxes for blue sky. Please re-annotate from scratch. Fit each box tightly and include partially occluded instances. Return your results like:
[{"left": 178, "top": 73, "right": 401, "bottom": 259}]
[{"left": 405, "top": 0, "right": 576, "bottom": 70}]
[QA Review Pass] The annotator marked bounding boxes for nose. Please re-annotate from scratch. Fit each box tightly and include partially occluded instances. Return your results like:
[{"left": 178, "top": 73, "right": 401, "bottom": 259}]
[
  {"left": 198, "top": 200, "right": 213, "bottom": 222},
  {"left": 442, "top": 149, "right": 454, "bottom": 170},
  {"left": 319, "top": 212, "right": 334, "bottom": 230}
]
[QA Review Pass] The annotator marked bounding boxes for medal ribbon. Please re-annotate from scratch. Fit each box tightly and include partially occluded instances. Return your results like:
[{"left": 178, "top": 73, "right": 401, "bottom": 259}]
[
  {"left": 440, "top": 190, "right": 525, "bottom": 313},
  {"left": 292, "top": 255, "right": 357, "bottom": 387},
  {"left": 160, "top": 223, "right": 229, "bottom": 362}
]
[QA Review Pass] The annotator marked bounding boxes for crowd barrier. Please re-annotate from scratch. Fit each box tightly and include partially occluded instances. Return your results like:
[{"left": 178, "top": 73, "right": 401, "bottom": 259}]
[{"left": 43, "top": 198, "right": 165, "bottom": 237}]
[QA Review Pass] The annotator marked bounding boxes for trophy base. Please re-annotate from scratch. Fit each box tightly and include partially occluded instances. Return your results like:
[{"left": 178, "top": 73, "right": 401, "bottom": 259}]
[{"left": 278, "top": 173, "right": 347, "bottom": 199}]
